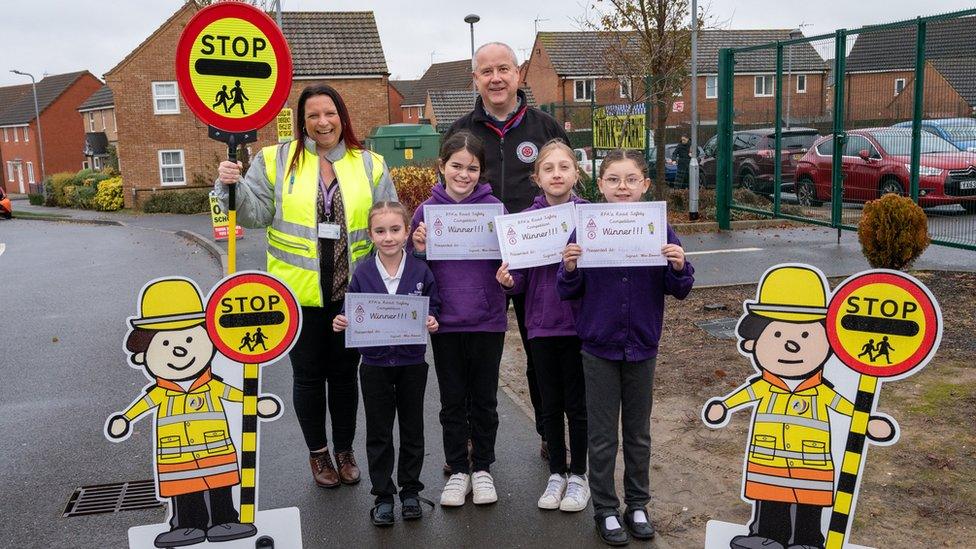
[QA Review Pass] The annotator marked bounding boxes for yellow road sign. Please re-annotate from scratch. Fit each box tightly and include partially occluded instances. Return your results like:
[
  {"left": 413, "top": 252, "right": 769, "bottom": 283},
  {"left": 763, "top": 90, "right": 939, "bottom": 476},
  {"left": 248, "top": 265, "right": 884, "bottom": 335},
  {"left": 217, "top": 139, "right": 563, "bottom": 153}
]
[{"left": 276, "top": 108, "right": 293, "bottom": 143}]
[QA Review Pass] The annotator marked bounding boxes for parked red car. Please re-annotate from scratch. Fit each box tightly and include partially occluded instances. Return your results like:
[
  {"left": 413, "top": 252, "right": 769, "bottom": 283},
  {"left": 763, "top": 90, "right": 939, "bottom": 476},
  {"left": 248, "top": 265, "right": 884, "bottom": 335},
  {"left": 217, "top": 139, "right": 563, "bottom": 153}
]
[{"left": 794, "top": 128, "right": 976, "bottom": 213}]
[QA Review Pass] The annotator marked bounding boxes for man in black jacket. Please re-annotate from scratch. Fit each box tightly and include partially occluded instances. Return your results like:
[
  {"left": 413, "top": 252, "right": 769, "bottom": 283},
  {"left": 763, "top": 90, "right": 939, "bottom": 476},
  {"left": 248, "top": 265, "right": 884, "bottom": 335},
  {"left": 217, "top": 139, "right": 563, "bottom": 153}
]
[{"left": 445, "top": 42, "right": 570, "bottom": 462}]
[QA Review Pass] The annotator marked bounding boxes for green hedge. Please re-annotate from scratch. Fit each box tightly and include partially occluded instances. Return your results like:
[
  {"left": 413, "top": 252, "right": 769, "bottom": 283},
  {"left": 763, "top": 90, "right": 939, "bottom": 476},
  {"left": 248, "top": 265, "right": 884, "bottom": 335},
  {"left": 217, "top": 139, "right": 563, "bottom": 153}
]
[{"left": 142, "top": 190, "right": 211, "bottom": 214}]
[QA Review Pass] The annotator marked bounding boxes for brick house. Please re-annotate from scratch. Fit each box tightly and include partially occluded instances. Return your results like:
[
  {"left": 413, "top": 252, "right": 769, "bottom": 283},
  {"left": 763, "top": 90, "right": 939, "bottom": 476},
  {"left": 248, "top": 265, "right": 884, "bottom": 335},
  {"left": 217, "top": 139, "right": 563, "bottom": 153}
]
[
  {"left": 389, "top": 80, "right": 420, "bottom": 124},
  {"left": 842, "top": 17, "right": 976, "bottom": 123},
  {"left": 105, "top": 3, "right": 390, "bottom": 208},
  {"left": 77, "top": 84, "right": 117, "bottom": 172},
  {"left": 426, "top": 88, "right": 539, "bottom": 133},
  {"left": 521, "top": 30, "right": 827, "bottom": 128},
  {"left": 0, "top": 71, "right": 102, "bottom": 194},
  {"left": 399, "top": 59, "right": 474, "bottom": 124}
]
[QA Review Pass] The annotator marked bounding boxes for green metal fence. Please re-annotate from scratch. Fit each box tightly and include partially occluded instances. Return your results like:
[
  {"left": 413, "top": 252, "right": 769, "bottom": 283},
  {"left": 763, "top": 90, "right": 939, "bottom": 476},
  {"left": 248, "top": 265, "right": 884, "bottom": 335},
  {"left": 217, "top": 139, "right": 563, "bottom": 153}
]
[{"left": 716, "top": 9, "right": 976, "bottom": 251}]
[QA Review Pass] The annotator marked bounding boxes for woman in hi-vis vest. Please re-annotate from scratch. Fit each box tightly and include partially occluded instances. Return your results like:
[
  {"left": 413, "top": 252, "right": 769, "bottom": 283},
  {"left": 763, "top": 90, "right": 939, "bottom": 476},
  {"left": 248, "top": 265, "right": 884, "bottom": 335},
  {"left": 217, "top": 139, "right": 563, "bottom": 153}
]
[{"left": 215, "top": 84, "right": 397, "bottom": 489}]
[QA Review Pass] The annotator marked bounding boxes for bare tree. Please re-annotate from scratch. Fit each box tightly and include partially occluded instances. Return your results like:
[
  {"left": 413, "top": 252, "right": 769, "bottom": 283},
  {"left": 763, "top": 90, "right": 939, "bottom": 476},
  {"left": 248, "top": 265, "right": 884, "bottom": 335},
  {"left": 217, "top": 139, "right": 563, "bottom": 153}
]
[{"left": 585, "top": 0, "right": 692, "bottom": 200}]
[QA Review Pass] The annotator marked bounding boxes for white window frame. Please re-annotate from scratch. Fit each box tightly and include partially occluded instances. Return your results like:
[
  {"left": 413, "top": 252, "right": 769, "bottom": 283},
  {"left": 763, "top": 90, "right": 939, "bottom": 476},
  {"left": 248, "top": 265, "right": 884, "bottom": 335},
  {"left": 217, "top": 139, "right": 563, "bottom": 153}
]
[
  {"left": 82, "top": 160, "right": 90, "bottom": 170},
  {"left": 894, "top": 78, "right": 906, "bottom": 96},
  {"left": 88, "top": 112, "right": 96, "bottom": 132},
  {"left": 6, "top": 161, "right": 13, "bottom": 182},
  {"left": 619, "top": 76, "right": 632, "bottom": 99},
  {"left": 101, "top": 111, "right": 107, "bottom": 131},
  {"left": 93, "top": 156, "right": 102, "bottom": 171},
  {"left": 2, "top": 128, "right": 7, "bottom": 142},
  {"left": 13, "top": 127, "right": 18, "bottom": 142},
  {"left": 152, "top": 82, "right": 180, "bottom": 115},
  {"left": 24, "top": 126, "right": 29, "bottom": 142},
  {"left": 112, "top": 110, "right": 117, "bottom": 132},
  {"left": 705, "top": 76, "right": 718, "bottom": 99},
  {"left": 796, "top": 74, "right": 807, "bottom": 94},
  {"left": 574, "top": 79, "right": 595, "bottom": 102},
  {"left": 158, "top": 149, "right": 186, "bottom": 186},
  {"left": 26, "top": 161, "right": 34, "bottom": 184},
  {"left": 754, "top": 75, "right": 774, "bottom": 97}
]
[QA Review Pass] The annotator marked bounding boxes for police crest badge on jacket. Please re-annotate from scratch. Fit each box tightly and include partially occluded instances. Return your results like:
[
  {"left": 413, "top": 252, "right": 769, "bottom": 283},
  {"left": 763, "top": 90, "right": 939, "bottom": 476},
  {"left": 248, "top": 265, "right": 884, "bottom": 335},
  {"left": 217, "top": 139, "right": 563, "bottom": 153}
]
[{"left": 701, "top": 264, "right": 942, "bottom": 549}]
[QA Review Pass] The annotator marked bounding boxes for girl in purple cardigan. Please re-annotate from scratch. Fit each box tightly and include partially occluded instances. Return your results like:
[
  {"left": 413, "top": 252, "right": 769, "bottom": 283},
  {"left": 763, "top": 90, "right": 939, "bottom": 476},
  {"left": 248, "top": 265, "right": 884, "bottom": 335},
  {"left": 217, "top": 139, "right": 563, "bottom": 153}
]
[
  {"left": 557, "top": 149, "right": 694, "bottom": 546},
  {"left": 496, "top": 139, "right": 589, "bottom": 513},
  {"left": 410, "top": 131, "right": 507, "bottom": 508},
  {"left": 333, "top": 201, "right": 440, "bottom": 526}
]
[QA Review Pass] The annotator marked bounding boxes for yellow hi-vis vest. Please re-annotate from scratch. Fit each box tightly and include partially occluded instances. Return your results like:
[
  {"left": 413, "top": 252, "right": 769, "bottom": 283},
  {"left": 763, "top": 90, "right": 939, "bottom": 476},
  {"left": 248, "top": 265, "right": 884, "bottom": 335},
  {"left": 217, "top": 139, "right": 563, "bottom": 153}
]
[{"left": 261, "top": 140, "right": 385, "bottom": 307}]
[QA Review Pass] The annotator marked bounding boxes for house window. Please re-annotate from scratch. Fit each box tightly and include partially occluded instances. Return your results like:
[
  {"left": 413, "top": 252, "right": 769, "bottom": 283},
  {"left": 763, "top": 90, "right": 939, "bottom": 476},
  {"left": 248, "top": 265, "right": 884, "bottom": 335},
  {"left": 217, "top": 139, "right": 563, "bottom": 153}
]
[
  {"left": 158, "top": 150, "right": 186, "bottom": 185},
  {"left": 26, "top": 162, "right": 34, "bottom": 184},
  {"left": 754, "top": 75, "right": 774, "bottom": 97},
  {"left": 706, "top": 76, "right": 718, "bottom": 99},
  {"left": 13, "top": 127, "right": 18, "bottom": 142},
  {"left": 2, "top": 128, "right": 7, "bottom": 142},
  {"left": 24, "top": 127, "right": 29, "bottom": 142},
  {"left": 93, "top": 156, "right": 102, "bottom": 170},
  {"left": 152, "top": 82, "right": 179, "bottom": 114},
  {"left": 101, "top": 112, "right": 107, "bottom": 130},
  {"left": 6, "top": 161, "right": 13, "bottom": 182},
  {"left": 894, "top": 78, "right": 906, "bottom": 96},
  {"left": 88, "top": 112, "right": 96, "bottom": 132},
  {"left": 82, "top": 160, "right": 90, "bottom": 170},
  {"left": 619, "top": 77, "right": 632, "bottom": 99},
  {"left": 796, "top": 74, "right": 807, "bottom": 94},
  {"left": 574, "top": 79, "right": 595, "bottom": 102}
]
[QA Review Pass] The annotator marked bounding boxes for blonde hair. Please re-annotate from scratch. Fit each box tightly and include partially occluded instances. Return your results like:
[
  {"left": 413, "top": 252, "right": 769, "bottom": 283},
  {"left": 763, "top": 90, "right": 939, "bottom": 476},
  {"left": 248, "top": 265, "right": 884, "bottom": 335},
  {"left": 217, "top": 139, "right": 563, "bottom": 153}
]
[
  {"left": 533, "top": 139, "right": 580, "bottom": 180},
  {"left": 367, "top": 201, "right": 411, "bottom": 231}
]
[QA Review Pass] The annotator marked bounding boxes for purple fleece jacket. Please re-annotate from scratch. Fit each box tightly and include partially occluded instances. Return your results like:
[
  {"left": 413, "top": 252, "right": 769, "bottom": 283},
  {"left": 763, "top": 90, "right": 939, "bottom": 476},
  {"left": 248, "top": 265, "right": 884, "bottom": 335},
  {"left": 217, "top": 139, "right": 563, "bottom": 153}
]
[
  {"left": 505, "top": 194, "right": 587, "bottom": 339},
  {"left": 409, "top": 182, "right": 507, "bottom": 333},
  {"left": 346, "top": 252, "right": 440, "bottom": 366},
  {"left": 556, "top": 224, "right": 694, "bottom": 362}
]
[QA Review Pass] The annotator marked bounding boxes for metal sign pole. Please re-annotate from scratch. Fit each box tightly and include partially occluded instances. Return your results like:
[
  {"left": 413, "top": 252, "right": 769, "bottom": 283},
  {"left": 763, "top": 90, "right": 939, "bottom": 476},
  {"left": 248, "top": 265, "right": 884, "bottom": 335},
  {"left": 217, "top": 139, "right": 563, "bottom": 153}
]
[{"left": 689, "top": 0, "right": 700, "bottom": 220}]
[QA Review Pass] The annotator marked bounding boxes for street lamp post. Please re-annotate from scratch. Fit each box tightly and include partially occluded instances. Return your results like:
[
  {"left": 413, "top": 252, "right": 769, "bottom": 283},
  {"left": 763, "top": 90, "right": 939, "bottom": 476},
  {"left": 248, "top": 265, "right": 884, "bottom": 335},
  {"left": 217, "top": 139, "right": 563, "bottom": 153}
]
[
  {"left": 785, "top": 28, "right": 803, "bottom": 130},
  {"left": 464, "top": 14, "right": 480, "bottom": 91},
  {"left": 10, "top": 69, "right": 46, "bottom": 187},
  {"left": 689, "top": 0, "right": 700, "bottom": 220}
]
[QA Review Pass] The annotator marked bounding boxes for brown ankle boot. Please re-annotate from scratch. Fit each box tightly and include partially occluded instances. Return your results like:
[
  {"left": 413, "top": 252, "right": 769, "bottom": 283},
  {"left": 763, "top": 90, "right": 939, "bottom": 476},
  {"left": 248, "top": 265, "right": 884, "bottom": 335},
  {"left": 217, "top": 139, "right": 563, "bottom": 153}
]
[
  {"left": 309, "top": 449, "right": 340, "bottom": 488},
  {"left": 334, "top": 450, "right": 361, "bottom": 485}
]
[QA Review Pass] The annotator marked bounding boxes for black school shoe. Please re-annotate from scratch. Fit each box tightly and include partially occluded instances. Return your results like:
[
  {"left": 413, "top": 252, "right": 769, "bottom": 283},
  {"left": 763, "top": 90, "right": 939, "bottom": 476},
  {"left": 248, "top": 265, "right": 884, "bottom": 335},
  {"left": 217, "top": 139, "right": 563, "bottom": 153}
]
[
  {"left": 623, "top": 508, "right": 656, "bottom": 540},
  {"left": 401, "top": 496, "right": 435, "bottom": 520},
  {"left": 370, "top": 502, "right": 395, "bottom": 527},
  {"left": 594, "top": 514, "right": 630, "bottom": 546}
]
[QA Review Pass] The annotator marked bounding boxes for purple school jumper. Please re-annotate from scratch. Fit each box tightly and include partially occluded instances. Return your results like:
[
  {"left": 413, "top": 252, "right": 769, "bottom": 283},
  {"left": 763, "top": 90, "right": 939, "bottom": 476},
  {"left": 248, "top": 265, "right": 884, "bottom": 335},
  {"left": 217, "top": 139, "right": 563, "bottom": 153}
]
[
  {"left": 556, "top": 224, "right": 694, "bottom": 362},
  {"left": 409, "top": 183, "right": 507, "bottom": 333}
]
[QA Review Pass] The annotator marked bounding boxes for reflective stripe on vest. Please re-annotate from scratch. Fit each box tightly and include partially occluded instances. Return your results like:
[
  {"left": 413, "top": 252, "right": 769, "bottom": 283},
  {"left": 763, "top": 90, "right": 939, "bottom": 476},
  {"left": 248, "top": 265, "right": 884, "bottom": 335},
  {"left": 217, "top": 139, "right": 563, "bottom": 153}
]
[{"left": 262, "top": 141, "right": 384, "bottom": 307}]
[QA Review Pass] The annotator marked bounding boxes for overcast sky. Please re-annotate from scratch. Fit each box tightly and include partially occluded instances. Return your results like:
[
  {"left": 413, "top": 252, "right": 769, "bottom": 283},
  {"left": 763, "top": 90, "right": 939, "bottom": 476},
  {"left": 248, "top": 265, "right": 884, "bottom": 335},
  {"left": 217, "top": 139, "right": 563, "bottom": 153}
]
[{"left": 1, "top": 0, "right": 973, "bottom": 87}]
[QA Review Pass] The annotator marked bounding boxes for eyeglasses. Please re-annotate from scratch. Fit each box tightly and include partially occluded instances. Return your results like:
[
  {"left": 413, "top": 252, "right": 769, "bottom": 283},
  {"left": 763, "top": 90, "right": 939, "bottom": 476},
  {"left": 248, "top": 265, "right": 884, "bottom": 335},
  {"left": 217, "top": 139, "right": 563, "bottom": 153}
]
[{"left": 602, "top": 176, "right": 645, "bottom": 189}]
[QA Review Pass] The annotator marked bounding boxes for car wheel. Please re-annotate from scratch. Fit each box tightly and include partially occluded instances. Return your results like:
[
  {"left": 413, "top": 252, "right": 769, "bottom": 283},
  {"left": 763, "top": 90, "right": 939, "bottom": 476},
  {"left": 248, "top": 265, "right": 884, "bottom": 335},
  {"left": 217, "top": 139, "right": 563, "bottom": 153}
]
[
  {"left": 740, "top": 170, "right": 758, "bottom": 191},
  {"left": 879, "top": 178, "right": 904, "bottom": 197},
  {"left": 796, "top": 178, "right": 823, "bottom": 207}
]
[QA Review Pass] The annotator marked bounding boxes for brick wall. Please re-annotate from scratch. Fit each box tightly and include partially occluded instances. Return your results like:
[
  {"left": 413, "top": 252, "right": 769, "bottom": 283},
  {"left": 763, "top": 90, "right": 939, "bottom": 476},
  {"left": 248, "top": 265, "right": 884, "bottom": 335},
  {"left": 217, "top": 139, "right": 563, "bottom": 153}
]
[
  {"left": 522, "top": 43, "right": 560, "bottom": 105},
  {"left": 0, "top": 126, "right": 37, "bottom": 193},
  {"left": 38, "top": 73, "right": 104, "bottom": 174},
  {"left": 843, "top": 64, "right": 970, "bottom": 123},
  {"left": 80, "top": 107, "right": 119, "bottom": 144},
  {"left": 388, "top": 85, "right": 403, "bottom": 124},
  {"left": 107, "top": 6, "right": 392, "bottom": 208}
]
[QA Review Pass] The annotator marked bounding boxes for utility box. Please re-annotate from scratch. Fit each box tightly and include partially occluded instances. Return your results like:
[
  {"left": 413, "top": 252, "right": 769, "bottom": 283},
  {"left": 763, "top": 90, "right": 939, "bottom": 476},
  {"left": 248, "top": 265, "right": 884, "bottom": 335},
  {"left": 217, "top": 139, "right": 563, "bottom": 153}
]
[{"left": 366, "top": 124, "right": 441, "bottom": 168}]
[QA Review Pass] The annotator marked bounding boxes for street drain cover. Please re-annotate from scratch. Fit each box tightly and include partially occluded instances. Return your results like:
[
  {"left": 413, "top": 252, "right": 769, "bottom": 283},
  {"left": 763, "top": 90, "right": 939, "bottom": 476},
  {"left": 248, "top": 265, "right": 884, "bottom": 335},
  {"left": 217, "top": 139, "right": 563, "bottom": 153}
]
[
  {"left": 696, "top": 317, "right": 739, "bottom": 340},
  {"left": 63, "top": 480, "right": 162, "bottom": 517}
]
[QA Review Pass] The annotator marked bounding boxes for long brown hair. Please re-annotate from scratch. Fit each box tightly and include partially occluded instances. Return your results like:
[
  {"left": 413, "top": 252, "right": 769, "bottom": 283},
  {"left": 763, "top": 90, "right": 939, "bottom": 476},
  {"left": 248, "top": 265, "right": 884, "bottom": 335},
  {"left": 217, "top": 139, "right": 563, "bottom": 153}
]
[{"left": 287, "top": 84, "right": 363, "bottom": 178}]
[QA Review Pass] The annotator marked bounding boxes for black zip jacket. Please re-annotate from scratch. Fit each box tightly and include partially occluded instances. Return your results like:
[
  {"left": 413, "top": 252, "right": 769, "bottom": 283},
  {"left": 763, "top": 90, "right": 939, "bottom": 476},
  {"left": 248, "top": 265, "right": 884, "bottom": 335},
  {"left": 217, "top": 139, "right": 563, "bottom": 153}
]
[{"left": 446, "top": 89, "right": 570, "bottom": 214}]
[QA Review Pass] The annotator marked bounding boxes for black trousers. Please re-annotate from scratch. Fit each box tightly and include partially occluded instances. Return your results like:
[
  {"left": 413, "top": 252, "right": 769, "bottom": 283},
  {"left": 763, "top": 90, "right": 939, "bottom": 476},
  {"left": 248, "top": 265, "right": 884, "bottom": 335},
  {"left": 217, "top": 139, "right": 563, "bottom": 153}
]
[
  {"left": 749, "top": 500, "right": 825, "bottom": 548},
  {"left": 511, "top": 294, "right": 545, "bottom": 439},
  {"left": 290, "top": 302, "right": 361, "bottom": 452},
  {"left": 530, "top": 336, "right": 587, "bottom": 475},
  {"left": 431, "top": 332, "right": 504, "bottom": 474},
  {"left": 169, "top": 487, "right": 237, "bottom": 530},
  {"left": 360, "top": 362, "right": 428, "bottom": 504}
]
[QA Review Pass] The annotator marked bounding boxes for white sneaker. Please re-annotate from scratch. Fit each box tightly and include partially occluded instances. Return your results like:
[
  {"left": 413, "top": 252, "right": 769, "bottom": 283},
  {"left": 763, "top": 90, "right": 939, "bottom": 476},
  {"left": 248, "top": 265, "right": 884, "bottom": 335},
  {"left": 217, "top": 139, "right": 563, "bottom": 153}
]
[
  {"left": 471, "top": 471, "right": 498, "bottom": 504},
  {"left": 440, "top": 473, "right": 471, "bottom": 507},
  {"left": 559, "top": 474, "right": 590, "bottom": 512},
  {"left": 537, "top": 473, "right": 567, "bottom": 509}
]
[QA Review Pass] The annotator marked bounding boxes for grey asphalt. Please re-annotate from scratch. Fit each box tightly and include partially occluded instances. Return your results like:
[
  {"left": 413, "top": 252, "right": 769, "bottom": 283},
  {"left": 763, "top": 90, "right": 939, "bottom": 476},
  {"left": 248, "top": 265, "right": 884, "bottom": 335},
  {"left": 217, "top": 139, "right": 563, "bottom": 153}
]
[{"left": 4, "top": 200, "right": 974, "bottom": 548}]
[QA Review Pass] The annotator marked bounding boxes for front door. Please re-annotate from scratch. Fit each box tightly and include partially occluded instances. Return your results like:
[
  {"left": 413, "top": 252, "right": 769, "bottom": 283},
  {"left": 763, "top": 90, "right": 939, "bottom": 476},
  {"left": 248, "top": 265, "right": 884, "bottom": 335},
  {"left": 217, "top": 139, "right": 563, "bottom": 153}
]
[{"left": 15, "top": 162, "right": 24, "bottom": 194}]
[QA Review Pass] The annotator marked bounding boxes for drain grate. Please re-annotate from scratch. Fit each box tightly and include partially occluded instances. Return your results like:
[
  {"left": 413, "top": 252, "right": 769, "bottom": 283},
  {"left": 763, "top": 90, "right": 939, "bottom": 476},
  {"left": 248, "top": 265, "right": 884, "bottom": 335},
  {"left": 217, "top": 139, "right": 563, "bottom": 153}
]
[
  {"left": 695, "top": 317, "right": 740, "bottom": 340},
  {"left": 63, "top": 479, "right": 163, "bottom": 517}
]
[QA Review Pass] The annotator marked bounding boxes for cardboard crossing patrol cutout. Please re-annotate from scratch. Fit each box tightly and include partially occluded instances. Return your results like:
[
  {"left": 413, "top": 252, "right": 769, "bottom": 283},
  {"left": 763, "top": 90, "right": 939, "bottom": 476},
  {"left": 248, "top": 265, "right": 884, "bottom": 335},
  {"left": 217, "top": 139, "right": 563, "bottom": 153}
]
[
  {"left": 702, "top": 264, "right": 941, "bottom": 549},
  {"left": 105, "top": 273, "right": 303, "bottom": 548}
]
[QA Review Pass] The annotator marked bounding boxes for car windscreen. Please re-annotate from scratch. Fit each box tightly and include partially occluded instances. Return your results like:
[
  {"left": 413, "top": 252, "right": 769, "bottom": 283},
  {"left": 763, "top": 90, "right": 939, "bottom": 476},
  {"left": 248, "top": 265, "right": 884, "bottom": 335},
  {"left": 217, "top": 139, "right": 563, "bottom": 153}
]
[
  {"left": 781, "top": 133, "right": 818, "bottom": 149},
  {"left": 872, "top": 130, "right": 959, "bottom": 155}
]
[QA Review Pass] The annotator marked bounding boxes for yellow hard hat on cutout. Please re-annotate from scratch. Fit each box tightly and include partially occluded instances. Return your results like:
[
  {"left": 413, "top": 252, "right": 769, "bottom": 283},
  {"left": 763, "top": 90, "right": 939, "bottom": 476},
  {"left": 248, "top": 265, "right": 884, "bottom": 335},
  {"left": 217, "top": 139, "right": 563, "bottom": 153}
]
[
  {"left": 130, "top": 278, "right": 206, "bottom": 331},
  {"left": 746, "top": 265, "right": 829, "bottom": 322}
]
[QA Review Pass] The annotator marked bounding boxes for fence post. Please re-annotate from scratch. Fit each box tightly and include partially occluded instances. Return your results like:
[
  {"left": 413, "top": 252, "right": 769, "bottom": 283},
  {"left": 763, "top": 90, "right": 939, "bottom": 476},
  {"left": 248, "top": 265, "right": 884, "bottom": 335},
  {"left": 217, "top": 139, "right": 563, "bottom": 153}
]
[
  {"left": 830, "top": 30, "right": 848, "bottom": 228},
  {"left": 590, "top": 93, "right": 597, "bottom": 178},
  {"left": 909, "top": 18, "right": 926, "bottom": 202},
  {"left": 774, "top": 43, "right": 784, "bottom": 217},
  {"left": 644, "top": 75, "right": 652, "bottom": 167},
  {"left": 716, "top": 48, "right": 734, "bottom": 230}
]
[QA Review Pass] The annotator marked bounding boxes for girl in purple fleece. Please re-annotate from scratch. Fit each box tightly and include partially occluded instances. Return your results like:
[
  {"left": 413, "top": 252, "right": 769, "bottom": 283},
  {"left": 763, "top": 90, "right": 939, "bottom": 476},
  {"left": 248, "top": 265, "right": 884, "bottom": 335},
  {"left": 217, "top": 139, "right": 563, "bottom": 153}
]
[
  {"left": 496, "top": 139, "right": 590, "bottom": 513},
  {"left": 410, "top": 131, "right": 507, "bottom": 507},
  {"left": 557, "top": 149, "right": 694, "bottom": 546},
  {"left": 333, "top": 201, "right": 440, "bottom": 526}
]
